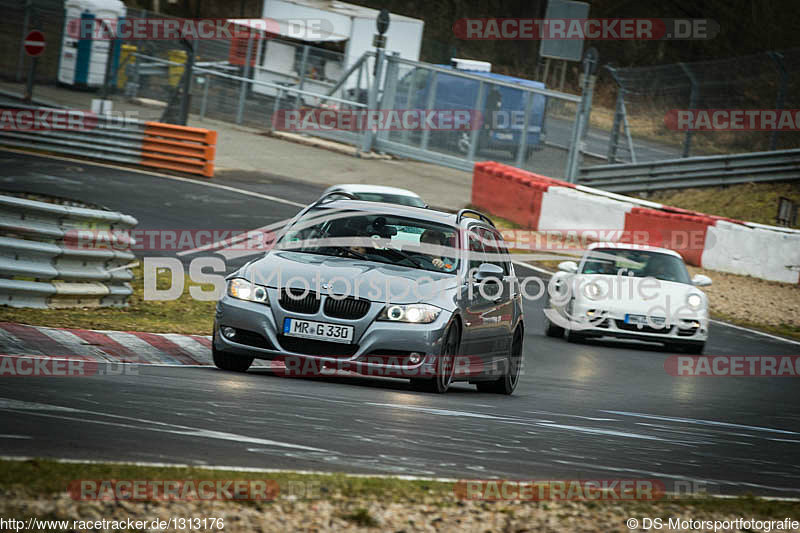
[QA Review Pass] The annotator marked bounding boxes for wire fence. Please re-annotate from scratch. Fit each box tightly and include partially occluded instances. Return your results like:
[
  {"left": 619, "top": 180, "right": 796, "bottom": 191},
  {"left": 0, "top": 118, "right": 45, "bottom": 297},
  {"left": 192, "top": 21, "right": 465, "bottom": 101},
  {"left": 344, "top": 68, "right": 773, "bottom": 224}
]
[{"left": 605, "top": 48, "right": 800, "bottom": 162}]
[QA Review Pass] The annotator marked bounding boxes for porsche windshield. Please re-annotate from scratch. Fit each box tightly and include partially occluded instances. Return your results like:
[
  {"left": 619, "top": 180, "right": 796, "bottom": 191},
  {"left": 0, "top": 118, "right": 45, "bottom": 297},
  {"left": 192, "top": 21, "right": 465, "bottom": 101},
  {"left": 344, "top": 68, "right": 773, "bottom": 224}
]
[
  {"left": 581, "top": 248, "right": 691, "bottom": 284},
  {"left": 278, "top": 209, "right": 460, "bottom": 274}
]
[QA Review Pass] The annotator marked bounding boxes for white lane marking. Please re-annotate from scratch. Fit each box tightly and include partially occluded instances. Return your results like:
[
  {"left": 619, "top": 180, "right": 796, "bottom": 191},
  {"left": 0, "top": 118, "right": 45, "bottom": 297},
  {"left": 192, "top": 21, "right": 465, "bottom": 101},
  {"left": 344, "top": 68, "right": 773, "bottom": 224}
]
[
  {"left": 603, "top": 410, "right": 798, "bottom": 435},
  {"left": 535, "top": 422, "right": 667, "bottom": 442},
  {"left": 163, "top": 334, "right": 213, "bottom": 365},
  {"left": 366, "top": 403, "right": 504, "bottom": 420},
  {"left": 512, "top": 260, "right": 800, "bottom": 347},
  {"left": 0, "top": 398, "right": 327, "bottom": 452},
  {"left": 31, "top": 172, "right": 84, "bottom": 185},
  {"left": 0, "top": 435, "right": 32, "bottom": 439},
  {"left": 709, "top": 319, "right": 800, "bottom": 347},
  {"left": 101, "top": 330, "right": 181, "bottom": 365},
  {"left": 0, "top": 455, "right": 461, "bottom": 483},
  {"left": 0, "top": 147, "right": 306, "bottom": 208},
  {"left": 35, "top": 327, "right": 113, "bottom": 362},
  {"left": 552, "top": 459, "right": 800, "bottom": 498}
]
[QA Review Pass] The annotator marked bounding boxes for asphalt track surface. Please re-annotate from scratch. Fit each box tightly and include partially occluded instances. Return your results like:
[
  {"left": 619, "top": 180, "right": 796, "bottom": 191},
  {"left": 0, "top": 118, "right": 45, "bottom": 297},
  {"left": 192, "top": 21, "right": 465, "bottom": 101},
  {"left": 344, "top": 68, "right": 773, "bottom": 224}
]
[{"left": 0, "top": 151, "right": 798, "bottom": 497}]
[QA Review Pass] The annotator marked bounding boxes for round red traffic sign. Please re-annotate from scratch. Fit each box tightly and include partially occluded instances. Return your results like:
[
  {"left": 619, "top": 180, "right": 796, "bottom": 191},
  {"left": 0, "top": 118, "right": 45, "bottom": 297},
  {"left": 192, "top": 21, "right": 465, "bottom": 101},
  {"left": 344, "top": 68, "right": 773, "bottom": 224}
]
[{"left": 24, "top": 30, "right": 46, "bottom": 57}]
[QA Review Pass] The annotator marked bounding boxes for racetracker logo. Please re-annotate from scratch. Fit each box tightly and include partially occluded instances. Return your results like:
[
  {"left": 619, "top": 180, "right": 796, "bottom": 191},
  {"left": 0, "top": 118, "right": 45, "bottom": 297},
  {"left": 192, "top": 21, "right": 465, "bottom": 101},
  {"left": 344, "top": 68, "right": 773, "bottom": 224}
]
[
  {"left": 452, "top": 18, "right": 718, "bottom": 40},
  {"left": 0, "top": 109, "right": 98, "bottom": 131},
  {"left": 0, "top": 356, "right": 138, "bottom": 377},
  {"left": 453, "top": 479, "right": 666, "bottom": 500},
  {"left": 272, "top": 109, "right": 482, "bottom": 132},
  {"left": 65, "top": 17, "right": 333, "bottom": 41},
  {"left": 665, "top": 109, "right": 800, "bottom": 131},
  {"left": 68, "top": 479, "right": 279, "bottom": 501},
  {"left": 665, "top": 355, "right": 800, "bottom": 377}
]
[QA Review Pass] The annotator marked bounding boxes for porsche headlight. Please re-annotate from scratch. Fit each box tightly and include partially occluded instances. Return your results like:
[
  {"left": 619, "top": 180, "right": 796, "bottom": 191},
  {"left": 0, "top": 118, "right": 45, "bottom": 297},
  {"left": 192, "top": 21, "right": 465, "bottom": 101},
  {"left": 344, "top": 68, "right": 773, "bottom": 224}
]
[
  {"left": 228, "top": 278, "right": 270, "bottom": 304},
  {"left": 582, "top": 281, "right": 605, "bottom": 301},
  {"left": 378, "top": 304, "right": 441, "bottom": 324},
  {"left": 686, "top": 293, "right": 703, "bottom": 310}
]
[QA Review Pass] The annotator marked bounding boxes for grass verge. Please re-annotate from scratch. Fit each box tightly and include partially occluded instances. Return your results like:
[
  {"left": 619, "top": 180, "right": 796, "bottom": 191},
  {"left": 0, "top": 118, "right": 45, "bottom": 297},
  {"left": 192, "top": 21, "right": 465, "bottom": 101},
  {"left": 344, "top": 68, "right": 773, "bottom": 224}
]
[{"left": 0, "top": 266, "right": 215, "bottom": 335}]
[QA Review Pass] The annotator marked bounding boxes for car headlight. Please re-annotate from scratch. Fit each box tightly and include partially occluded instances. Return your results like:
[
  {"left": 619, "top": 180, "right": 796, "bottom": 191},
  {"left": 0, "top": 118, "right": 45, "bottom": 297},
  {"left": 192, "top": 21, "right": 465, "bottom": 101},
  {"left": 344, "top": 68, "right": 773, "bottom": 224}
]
[
  {"left": 582, "top": 281, "right": 605, "bottom": 300},
  {"left": 377, "top": 303, "right": 441, "bottom": 324},
  {"left": 228, "top": 278, "right": 269, "bottom": 304},
  {"left": 686, "top": 293, "right": 703, "bottom": 310}
]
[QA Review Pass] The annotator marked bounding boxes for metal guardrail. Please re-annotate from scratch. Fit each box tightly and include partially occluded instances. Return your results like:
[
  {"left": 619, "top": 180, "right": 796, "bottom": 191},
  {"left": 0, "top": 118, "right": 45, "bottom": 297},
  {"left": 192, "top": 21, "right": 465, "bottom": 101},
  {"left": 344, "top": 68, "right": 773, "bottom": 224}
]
[
  {"left": 579, "top": 149, "right": 800, "bottom": 192},
  {"left": 0, "top": 194, "right": 138, "bottom": 308},
  {"left": 0, "top": 102, "right": 146, "bottom": 165}
]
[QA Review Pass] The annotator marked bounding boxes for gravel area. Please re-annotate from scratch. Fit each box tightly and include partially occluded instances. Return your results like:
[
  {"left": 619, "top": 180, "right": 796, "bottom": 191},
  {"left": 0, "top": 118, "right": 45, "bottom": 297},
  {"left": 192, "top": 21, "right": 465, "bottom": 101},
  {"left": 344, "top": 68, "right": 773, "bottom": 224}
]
[{"left": 3, "top": 491, "right": 797, "bottom": 532}]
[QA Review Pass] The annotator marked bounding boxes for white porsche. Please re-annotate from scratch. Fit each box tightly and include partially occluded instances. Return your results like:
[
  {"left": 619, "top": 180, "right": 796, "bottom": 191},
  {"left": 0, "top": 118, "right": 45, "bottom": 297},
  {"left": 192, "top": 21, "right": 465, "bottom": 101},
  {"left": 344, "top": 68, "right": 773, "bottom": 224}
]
[{"left": 543, "top": 242, "right": 712, "bottom": 353}]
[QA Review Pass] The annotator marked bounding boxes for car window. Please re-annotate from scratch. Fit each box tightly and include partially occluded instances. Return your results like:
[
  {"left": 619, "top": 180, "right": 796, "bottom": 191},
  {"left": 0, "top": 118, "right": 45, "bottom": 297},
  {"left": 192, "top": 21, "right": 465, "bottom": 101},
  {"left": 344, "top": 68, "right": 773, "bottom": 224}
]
[
  {"left": 468, "top": 228, "right": 485, "bottom": 272},
  {"left": 478, "top": 228, "right": 509, "bottom": 275},
  {"left": 279, "top": 208, "right": 459, "bottom": 274},
  {"left": 581, "top": 248, "right": 691, "bottom": 284}
]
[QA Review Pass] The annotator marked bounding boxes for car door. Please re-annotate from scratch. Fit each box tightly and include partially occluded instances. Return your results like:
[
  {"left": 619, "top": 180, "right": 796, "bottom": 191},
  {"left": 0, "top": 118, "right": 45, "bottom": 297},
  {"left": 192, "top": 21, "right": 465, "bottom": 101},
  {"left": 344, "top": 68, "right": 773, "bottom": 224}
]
[
  {"left": 459, "top": 226, "right": 497, "bottom": 373},
  {"left": 479, "top": 228, "right": 514, "bottom": 366}
]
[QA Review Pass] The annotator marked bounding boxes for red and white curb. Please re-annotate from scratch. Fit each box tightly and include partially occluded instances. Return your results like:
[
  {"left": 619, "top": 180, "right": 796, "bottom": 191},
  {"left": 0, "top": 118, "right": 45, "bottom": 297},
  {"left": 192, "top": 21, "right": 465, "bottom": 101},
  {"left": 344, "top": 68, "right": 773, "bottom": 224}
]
[{"left": 0, "top": 322, "right": 269, "bottom": 368}]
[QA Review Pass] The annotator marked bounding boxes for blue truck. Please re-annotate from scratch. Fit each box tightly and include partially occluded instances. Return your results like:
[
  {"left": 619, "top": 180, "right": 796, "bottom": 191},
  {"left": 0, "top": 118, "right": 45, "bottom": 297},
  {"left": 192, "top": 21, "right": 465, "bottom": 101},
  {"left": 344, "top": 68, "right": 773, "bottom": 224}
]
[{"left": 394, "top": 65, "right": 548, "bottom": 160}]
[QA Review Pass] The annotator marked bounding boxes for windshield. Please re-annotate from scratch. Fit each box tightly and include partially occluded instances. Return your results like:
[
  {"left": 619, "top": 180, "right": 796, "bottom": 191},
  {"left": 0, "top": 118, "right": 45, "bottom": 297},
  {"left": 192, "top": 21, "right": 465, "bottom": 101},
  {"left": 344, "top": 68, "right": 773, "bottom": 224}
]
[
  {"left": 277, "top": 208, "right": 459, "bottom": 274},
  {"left": 353, "top": 192, "right": 427, "bottom": 208},
  {"left": 580, "top": 248, "right": 691, "bottom": 284}
]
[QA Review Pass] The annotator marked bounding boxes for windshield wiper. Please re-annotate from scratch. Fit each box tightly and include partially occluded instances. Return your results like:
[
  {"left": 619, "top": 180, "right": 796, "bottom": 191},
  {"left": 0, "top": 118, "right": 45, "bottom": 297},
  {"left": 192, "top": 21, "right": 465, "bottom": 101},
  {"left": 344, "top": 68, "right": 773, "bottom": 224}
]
[
  {"left": 331, "top": 246, "right": 369, "bottom": 261},
  {"left": 384, "top": 248, "right": 424, "bottom": 268}
]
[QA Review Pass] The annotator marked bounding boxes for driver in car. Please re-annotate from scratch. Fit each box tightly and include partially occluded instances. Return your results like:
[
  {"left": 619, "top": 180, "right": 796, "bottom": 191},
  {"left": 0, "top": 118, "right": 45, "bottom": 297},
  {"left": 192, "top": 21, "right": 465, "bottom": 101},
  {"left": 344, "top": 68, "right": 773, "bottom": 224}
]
[{"left": 419, "top": 229, "right": 455, "bottom": 271}]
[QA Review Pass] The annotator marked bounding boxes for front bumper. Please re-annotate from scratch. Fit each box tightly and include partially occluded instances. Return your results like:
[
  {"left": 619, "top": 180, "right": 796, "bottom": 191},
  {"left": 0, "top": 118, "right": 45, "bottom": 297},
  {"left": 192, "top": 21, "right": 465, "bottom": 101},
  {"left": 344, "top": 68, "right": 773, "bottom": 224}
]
[
  {"left": 213, "top": 292, "right": 453, "bottom": 376},
  {"left": 568, "top": 300, "right": 709, "bottom": 344}
]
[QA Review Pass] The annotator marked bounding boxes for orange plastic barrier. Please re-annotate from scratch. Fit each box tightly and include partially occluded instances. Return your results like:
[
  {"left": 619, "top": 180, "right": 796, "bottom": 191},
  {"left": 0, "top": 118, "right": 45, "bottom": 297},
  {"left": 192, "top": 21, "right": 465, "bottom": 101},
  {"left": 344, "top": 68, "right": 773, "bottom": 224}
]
[
  {"left": 141, "top": 122, "right": 217, "bottom": 178},
  {"left": 622, "top": 207, "right": 713, "bottom": 266},
  {"left": 471, "top": 161, "right": 564, "bottom": 229}
]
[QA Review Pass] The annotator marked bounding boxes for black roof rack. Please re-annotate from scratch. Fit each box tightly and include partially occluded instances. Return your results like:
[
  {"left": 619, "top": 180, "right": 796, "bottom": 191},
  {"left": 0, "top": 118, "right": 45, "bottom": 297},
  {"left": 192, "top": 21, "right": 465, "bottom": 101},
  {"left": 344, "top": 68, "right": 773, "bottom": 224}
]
[{"left": 456, "top": 208, "right": 496, "bottom": 228}]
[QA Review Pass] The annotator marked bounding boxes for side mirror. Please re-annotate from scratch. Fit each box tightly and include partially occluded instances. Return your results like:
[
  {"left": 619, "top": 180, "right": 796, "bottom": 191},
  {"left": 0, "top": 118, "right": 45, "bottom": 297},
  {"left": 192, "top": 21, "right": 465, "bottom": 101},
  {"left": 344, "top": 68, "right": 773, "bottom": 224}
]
[
  {"left": 692, "top": 274, "right": 712, "bottom": 287},
  {"left": 558, "top": 261, "right": 578, "bottom": 274},
  {"left": 473, "top": 263, "right": 504, "bottom": 283}
]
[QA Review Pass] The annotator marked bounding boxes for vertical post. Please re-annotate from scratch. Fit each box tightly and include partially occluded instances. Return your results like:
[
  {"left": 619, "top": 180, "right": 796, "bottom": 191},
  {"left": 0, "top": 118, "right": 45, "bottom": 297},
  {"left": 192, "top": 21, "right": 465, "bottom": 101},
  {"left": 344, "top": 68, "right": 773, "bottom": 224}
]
[
  {"left": 101, "top": 20, "right": 120, "bottom": 99},
  {"left": 236, "top": 35, "right": 254, "bottom": 125},
  {"left": 542, "top": 57, "right": 551, "bottom": 86},
  {"left": 467, "top": 81, "right": 486, "bottom": 161},
  {"left": 17, "top": 0, "right": 32, "bottom": 82},
  {"left": 296, "top": 44, "right": 310, "bottom": 109},
  {"left": 565, "top": 48, "right": 597, "bottom": 182},
  {"left": 769, "top": 51, "right": 787, "bottom": 151},
  {"left": 558, "top": 59, "right": 567, "bottom": 92},
  {"left": 199, "top": 74, "right": 210, "bottom": 119},
  {"left": 514, "top": 91, "right": 533, "bottom": 168},
  {"left": 419, "top": 71, "right": 438, "bottom": 151},
  {"left": 376, "top": 52, "right": 399, "bottom": 143},
  {"left": 24, "top": 57, "right": 38, "bottom": 103},
  {"left": 399, "top": 66, "right": 415, "bottom": 145},
  {"left": 270, "top": 88, "right": 284, "bottom": 132},
  {"left": 607, "top": 90, "right": 623, "bottom": 163},
  {"left": 178, "top": 40, "right": 194, "bottom": 126},
  {"left": 360, "top": 47, "right": 385, "bottom": 153},
  {"left": 679, "top": 62, "right": 697, "bottom": 158}
]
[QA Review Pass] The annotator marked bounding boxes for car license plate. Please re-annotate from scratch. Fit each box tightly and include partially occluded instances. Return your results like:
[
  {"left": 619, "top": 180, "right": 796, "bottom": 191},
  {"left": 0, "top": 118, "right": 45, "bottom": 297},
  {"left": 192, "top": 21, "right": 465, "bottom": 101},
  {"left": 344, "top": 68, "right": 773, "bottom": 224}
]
[
  {"left": 283, "top": 318, "right": 354, "bottom": 344},
  {"left": 625, "top": 314, "right": 665, "bottom": 326}
]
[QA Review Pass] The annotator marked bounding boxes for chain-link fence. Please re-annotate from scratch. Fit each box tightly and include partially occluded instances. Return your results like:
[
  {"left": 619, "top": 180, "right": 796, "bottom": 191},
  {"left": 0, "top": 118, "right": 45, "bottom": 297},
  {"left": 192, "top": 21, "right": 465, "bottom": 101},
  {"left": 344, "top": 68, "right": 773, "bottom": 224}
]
[
  {"left": 0, "top": 0, "right": 64, "bottom": 84},
  {"left": 605, "top": 48, "right": 800, "bottom": 162}
]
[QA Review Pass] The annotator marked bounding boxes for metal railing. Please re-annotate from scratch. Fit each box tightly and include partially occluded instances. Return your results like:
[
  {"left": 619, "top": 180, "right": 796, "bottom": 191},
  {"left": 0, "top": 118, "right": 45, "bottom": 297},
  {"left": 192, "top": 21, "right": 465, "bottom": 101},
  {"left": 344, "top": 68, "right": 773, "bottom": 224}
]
[
  {"left": 579, "top": 148, "right": 800, "bottom": 192},
  {"left": 0, "top": 194, "right": 138, "bottom": 308},
  {"left": 0, "top": 102, "right": 146, "bottom": 165}
]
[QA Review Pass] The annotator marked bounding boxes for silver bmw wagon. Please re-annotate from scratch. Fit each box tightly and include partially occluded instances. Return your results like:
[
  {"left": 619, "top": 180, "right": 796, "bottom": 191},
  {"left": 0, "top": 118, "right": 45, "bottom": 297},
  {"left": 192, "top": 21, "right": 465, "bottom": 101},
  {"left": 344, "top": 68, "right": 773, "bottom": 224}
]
[{"left": 212, "top": 193, "right": 525, "bottom": 394}]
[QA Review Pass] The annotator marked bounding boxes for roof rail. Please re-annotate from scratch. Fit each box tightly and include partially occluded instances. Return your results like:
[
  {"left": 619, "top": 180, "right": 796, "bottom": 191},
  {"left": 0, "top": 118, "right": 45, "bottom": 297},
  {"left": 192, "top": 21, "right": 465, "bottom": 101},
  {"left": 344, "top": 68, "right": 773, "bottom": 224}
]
[
  {"left": 313, "top": 190, "right": 358, "bottom": 206},
  {"left": 456, "top": 208, "right": 496, "bottom": 228}
]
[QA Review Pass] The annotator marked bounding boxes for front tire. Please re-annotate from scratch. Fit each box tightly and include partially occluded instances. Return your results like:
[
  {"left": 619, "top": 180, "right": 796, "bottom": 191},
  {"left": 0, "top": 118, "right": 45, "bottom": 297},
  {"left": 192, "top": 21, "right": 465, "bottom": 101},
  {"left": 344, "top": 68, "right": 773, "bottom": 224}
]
[
  {"left": 476, "top": 328, "right": 523, "bottom": 395},
  {"left": 212, "top": 333, "right": 254, "bottom": 372},
  {"left": 411, "top": 321, "right": 460, "bottom": 393},
  {"left": 544, "top": 314, "right": 565, "bottom": 338}
]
